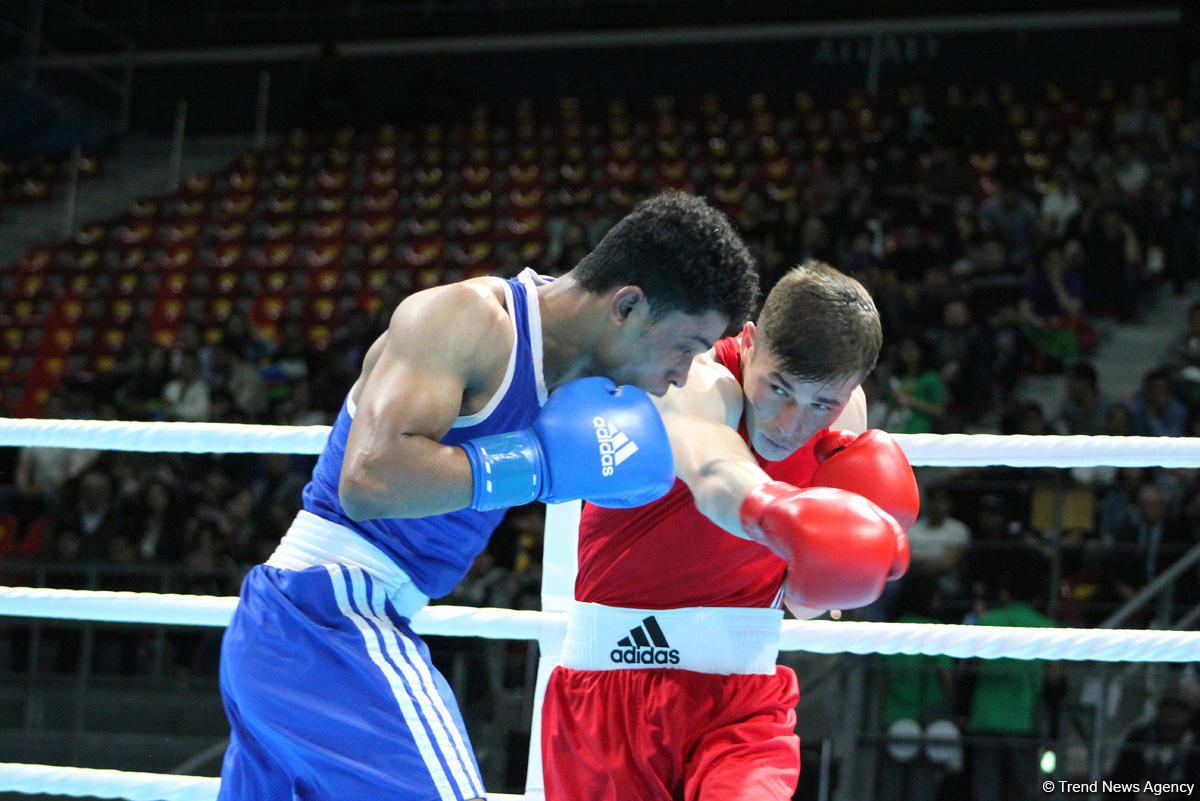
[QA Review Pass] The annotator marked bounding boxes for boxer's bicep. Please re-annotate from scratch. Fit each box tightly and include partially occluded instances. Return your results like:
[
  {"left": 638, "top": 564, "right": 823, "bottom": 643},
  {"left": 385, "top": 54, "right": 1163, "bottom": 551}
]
[{"left": 341, "top": 285, "right": 504, "bottom": 520}]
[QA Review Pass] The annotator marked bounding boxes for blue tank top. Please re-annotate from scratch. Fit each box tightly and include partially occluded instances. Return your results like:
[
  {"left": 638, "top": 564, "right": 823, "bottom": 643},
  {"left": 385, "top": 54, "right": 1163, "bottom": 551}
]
[{"left": 300, "top": 269, "right": 548, "bottom": 598}]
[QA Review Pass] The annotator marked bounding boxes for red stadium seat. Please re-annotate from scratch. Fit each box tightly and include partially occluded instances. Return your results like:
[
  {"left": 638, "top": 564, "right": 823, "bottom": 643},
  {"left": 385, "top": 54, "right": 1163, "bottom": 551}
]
[
  {"left": 406, "top": 216, "right": 442, "bottom": 237},
  {"left": 401, "top": 236, "right": 446, "bottom": 269},
  {"left": 164, "top": 217, "right": 204, "bottom": 244},
  {"left": 19, "top": 245, "right": 56, "bottom": 272},
  {"left": 159, "top": 243, "right": 199, "bottom": 271},
  {"left": 254, "top": 237, "right": 296, "bottom": 272},
  {"left": 227, "top": 170, "right": 261, "bottom": 195},
  {"left": 180, "top": 172, "right": 214, "bottom": 197},
  {"left": 304, "top": 238, "right": 345, "bottom": 270},
  {"left": 363, "top": 186, "right": 400, "bottom": 213}
]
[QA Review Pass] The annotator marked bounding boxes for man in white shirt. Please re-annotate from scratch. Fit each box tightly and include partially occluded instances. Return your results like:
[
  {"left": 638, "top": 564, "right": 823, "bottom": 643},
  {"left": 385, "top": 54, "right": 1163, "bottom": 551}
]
[{"left": 905, "top": 484, "right": 971, "bottom": 597}]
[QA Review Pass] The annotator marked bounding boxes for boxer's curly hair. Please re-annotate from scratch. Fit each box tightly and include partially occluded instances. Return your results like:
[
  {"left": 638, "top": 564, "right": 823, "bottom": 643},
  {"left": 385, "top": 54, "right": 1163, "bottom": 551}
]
[
  {"left": 570, "top": 191, "right": 759, "bottom": 332},
  {"left": 757, "top": 260, "right": 882, "bottom": 382}
]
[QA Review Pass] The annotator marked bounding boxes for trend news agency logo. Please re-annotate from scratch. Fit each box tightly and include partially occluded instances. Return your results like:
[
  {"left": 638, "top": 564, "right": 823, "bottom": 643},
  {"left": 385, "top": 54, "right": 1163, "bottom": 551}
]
[{"left": 610, "top": 615, "right": 680, "bottom": 665}]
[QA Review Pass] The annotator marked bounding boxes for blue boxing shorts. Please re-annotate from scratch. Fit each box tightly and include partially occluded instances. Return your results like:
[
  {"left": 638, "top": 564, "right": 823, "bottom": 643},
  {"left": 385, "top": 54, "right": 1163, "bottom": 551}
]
[{"left": 217, "top": 512, "right": 486, "bottom": 801}]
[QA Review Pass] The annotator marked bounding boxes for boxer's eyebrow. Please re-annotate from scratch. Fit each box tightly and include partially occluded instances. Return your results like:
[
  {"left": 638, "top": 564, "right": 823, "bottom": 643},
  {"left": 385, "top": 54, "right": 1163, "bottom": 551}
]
[{"left": 773, "top": 372, "right": 838, "bottom": 406}]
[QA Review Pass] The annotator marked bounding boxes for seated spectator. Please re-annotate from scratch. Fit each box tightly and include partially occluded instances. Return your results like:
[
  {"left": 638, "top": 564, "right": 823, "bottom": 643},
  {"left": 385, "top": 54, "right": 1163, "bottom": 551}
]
[
  {"left": 126, "top": 479, "right": 185, "bottom": 564},
  {"left": 1107, "top": 683, "right": 1200, "bottom": 790},
  {"left": 886, "top": 221, "right": 940, "bottom": 284},
  {"left": 964, "top": 570, "right": 1058, "bottom": 801},
  {"left": 878, "top": 335, "right": 947, "bottom": 434},
  {"left": 874, "top": 576, "right": 961, "bottom": 801},
  {"left": 1112, "top": 138, "right": 1151, "bottom": 200},
  {"left": 927, "top": 297, "right": 997, "bottom": 429},
  {"left": 161, "top": 351, "right": 212, "bottom": 422},
  {"left": 905, "top": 485, "right": 972, "bottom": 600},
  {"left": 219, "top": 310, "right": 275, "bottom": 367},
  {"left": 47, "top": 469, "right": 126, "bottom": 566},
  {"left": 1161, "top": 300, "right": 1200, "bottom": 412},
  {"left": 1096, "top": 467, "right": 1148, "bottom": 547},
  {"left": 844, "top": 224, "right": 884, "bottom": 277},
  {"left": 1112, "top": 83, "right": 1170, "bottom": 155},
  {"left": 1016, "top": 243, "right": 1095, "bottom": 370},
  {"left": 116, "top": 343, "right": 173, "bottom": 420},
  {"left": 1127, "top": 368, "right": 1190, "bottom": 437},
  {"left": 959, "top": 234, "right": 1025, "bottom": 329},
  {"left": 1079, "top": 205, "right": 1143, "bottom": 322},
  {"left": 1040, "top": 164, "right": 1083, "bottom": 240},
  {"left": 2, "top": 394, "right": 99, "bottom": 534},
  {"left": 1104, "top": 401, "right": 1137, "bottom": 437},
  {"left": 978, "top": 165, "right": 1040, "bottom": 270},
  {"left": 937, "top": 194, "right": 979, "bottom": 267},
  {"left": 1103, "top": 481, "right": 1192, "bottom": 615},
  {"left": 213, "top": 343, "right": 268, "bottom": 423},
  {"left": 964, "top": 493, "right": 1051, "bottom": 612},
  {"left": 1003, "top": 399, "right": 1050, "bottom": 436},
  {"left": 1054, "top": 361, "right": 1109, "bottom": 435},
  {"left": 1140, "top": 173, "right": 1193, "bottom": 296}
]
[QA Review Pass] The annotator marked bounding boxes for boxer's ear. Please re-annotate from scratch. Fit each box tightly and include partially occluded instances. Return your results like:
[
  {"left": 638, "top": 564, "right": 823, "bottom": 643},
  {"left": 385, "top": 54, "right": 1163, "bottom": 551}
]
[{"left": 610, "top": 285, "right": 645, "bottom": 325}]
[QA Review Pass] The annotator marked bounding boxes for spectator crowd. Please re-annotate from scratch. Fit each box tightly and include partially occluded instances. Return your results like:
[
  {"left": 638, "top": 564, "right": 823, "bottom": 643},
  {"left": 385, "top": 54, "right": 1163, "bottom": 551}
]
[{"left": 1, "top": 78, "right": 1199, "bottom": 795}]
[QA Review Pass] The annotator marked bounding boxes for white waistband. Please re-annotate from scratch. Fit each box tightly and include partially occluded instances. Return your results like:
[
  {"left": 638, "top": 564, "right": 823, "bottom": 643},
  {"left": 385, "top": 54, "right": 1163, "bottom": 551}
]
[
  {"left": 560, "top": 602, "right": 783, "bottom": 676},
  {"left": 267, "top": 510, "right": 429, "bottom": 619}
]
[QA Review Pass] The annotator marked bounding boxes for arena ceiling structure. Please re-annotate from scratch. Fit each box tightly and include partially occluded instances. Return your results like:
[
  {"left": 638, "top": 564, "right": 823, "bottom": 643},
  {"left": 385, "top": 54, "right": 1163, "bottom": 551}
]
[{"left": 9, "top": 0, "right": 1194, "bottom": 52}]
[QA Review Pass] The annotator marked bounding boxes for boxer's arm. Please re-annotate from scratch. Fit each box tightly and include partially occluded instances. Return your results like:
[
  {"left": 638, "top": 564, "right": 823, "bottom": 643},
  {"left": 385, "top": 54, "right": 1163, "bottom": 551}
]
[
  {"left": 659, "top": 368, "right": 869, "bottom": 540},
  {"left": 655, "top": 354, "right": 771, "bottom": 538},
  {"left": 340, "top": 283, "right": 507, "bottom": 520}
]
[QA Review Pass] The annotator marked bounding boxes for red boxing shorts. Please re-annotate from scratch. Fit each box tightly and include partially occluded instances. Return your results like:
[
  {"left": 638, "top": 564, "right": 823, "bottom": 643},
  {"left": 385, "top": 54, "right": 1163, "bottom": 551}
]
[{"left": 541, "top": 665, "right": 800, "bottom": 801}]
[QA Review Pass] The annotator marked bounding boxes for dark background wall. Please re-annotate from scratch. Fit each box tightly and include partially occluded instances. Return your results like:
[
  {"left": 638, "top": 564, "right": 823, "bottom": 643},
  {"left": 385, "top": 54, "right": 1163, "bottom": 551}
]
[{"left": 122, "top": 16, "right": 1187, "bottom": 135}]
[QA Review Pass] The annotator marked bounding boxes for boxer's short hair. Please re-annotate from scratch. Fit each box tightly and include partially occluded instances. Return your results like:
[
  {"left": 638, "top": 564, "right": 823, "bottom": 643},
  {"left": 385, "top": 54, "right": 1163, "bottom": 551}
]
[
  {"left": 571, "top": 191, "right": 758, "bottom": 330},
  {"left": 757, "top": 260, "right": 882, "bottom": 382}
]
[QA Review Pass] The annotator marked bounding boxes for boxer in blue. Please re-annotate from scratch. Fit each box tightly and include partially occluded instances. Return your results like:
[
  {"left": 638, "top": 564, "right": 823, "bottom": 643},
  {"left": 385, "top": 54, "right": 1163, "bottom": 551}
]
[{"left": 216, "top": 192, "right": 759, "bottom": 800}]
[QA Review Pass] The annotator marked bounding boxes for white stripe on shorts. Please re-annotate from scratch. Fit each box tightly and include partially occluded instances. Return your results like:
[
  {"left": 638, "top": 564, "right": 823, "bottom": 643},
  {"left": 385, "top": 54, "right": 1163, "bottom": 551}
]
[
  {"left": 324, "top": 564, "right": 457, "bottom": 801},
  {"left": 353, "top": 568, "right": 485, "bottom": 800}
]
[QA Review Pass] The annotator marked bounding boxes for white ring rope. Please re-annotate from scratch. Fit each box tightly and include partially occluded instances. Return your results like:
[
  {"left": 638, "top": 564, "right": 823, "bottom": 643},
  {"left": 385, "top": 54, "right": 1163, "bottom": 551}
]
[
  {"left": 0, "top": 586, "right": 562, "bottom": 640},
  {"left": 0, "top": 762, "right": 525, "bottom": 801},
  {"left": 3, "top": 417, "right": 1200, "bottom": 466},
  {"left": 5, "top": 419, "right": 1200, "bottom": 801},
  {"left": 2, "top": 586, "right": 1197, "bottom": 663},
  {"left": 897, "top": 432, "right": 1200, "bottom": 467},
  {"left": 0, "top": 763, "right": 218, "bottom": 801},
  {"left": 0, "top": 418, "right": 331, "bottom": 454}
]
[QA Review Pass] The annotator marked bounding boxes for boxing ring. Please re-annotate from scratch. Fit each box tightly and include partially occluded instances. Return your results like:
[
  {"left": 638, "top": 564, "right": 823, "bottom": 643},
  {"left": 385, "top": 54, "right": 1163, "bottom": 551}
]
[{"left": 2, "top": 418, "right": 1200, "bottom": 800}]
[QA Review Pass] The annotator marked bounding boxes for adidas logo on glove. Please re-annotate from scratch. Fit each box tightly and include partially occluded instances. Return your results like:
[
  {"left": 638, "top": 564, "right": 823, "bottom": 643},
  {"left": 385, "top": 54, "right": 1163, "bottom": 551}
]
[
  {"left": 593, "top": 417, "right": 639, "bottom": 477},
  {"left": 610, "top": 615, "right": 680, "bottom": 665}
]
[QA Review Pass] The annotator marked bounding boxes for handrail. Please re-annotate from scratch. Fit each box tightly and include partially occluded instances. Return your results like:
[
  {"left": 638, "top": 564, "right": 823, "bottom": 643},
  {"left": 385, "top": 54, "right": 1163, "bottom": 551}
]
[
  {"left": 0, "top": 18, "right": 125, "bottom": 95},
  {"left": 1099, "top": 540, "right": 1200, "bottom": 629},
  {"left": 42, "top": 0, "right": 135, "bottom": 49},
  {"left": 4, "top": 0, "right": 135, "bottom": 134}
]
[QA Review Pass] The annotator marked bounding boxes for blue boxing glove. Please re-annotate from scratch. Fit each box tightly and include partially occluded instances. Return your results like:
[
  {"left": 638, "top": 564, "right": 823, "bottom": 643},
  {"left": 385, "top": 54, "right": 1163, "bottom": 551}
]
[{"left": 459, "top": 377, "right": 675, "bottom": 511}]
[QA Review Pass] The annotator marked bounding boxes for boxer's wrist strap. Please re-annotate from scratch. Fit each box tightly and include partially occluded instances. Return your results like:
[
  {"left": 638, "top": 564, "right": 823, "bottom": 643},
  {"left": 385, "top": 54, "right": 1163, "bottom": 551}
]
[{"left": 460, "top": 430, "right": 544, "bottom": 511}]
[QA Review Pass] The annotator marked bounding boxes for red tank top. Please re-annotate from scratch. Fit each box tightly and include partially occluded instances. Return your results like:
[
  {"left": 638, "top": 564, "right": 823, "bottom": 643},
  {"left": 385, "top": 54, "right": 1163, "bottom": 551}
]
[{"left": 574, "top": 325, "right": 821, "bottom": 609}]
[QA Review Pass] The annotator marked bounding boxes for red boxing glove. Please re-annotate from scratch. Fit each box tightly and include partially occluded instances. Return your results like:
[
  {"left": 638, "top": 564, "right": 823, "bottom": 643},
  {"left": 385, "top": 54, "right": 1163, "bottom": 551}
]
[
  {"left": 810, "top": 429, "right": 920, "bottom": 530},
  {"left": 740, "top": 482, "right": 910, "bottom": 610}
]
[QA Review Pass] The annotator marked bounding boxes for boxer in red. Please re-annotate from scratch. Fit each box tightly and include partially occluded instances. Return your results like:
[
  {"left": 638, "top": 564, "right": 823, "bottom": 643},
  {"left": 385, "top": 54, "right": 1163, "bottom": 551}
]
[{"left": 541, "top": 260, "right": 919, "bottom": 801}]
